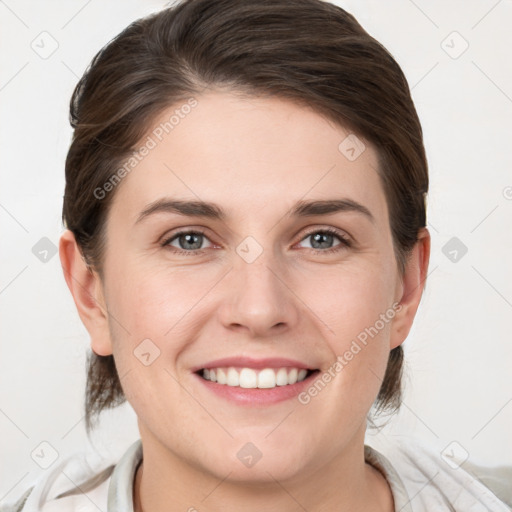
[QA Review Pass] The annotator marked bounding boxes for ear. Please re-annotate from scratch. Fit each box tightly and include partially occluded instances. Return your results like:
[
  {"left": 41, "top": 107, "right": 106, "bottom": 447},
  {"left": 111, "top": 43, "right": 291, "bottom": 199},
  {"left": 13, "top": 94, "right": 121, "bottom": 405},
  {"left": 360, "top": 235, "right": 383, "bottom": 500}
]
[
  {"left": 389, "top": 227, "right": 430, "bottom": 349},
  {"left": 59, "top": 229, "right": 113, "bottom": 356}
]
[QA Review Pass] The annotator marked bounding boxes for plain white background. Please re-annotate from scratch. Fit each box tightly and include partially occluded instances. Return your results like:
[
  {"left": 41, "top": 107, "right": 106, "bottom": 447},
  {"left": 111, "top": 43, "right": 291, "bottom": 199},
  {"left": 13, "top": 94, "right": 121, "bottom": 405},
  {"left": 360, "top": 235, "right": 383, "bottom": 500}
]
[{"left": 1, "top": 0, "right": 511, "bottom": 504}]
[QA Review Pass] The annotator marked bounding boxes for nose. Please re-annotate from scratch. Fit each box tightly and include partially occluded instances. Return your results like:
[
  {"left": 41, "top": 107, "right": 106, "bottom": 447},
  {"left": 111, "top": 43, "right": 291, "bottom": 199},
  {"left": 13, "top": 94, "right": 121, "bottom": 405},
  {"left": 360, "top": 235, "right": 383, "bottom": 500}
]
[{"left": 217, "top": 249, "right": 300, "bottom": 339}]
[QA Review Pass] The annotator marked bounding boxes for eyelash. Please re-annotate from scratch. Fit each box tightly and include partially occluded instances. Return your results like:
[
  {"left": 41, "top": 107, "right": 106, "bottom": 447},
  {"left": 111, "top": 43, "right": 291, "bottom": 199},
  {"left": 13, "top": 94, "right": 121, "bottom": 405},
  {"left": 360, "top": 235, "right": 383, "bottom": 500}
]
[{"left": 160, "top": 227, "right": 352, "bottom": 256}]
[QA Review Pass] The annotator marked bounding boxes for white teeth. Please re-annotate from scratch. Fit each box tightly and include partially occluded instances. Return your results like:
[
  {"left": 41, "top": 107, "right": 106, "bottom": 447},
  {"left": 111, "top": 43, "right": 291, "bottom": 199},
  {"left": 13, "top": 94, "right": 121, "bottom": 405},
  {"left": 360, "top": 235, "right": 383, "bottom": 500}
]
[
  {"left": 257, "top": 368, "right": 276, "bottom": 388},
  {"left": 239, "top": 368, "right": 257, "bottom": 388},
  {"left": 216, "top": 368, "right": 227, "bottom": 384},
  {"left": 227, "top": 368, "right": 239, "bottom": 386},
  {"left": 276, "top": 368, "right": 288, "bottom": 386},
  {"left": 201, "top": 367, "right": 310, "bottom": 388}
]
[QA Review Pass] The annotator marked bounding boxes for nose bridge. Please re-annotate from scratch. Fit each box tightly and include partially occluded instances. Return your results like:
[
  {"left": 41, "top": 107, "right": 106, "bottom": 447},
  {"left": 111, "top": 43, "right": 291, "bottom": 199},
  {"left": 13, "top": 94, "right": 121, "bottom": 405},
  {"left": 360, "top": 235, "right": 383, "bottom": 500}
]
[
  {"left": 237, "top": 248, "right": 280, "bottom": 296},
  {"left": 219, "top": 237, "right": 298, "bottom": 334}
]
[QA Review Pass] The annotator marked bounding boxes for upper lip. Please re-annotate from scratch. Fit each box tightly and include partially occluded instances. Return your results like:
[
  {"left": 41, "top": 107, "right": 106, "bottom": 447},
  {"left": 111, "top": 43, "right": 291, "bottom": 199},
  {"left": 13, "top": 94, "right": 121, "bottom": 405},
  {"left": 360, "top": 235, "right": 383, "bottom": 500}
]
[{"left": 191, "top": 357, "right": 315, "bottom": 373}]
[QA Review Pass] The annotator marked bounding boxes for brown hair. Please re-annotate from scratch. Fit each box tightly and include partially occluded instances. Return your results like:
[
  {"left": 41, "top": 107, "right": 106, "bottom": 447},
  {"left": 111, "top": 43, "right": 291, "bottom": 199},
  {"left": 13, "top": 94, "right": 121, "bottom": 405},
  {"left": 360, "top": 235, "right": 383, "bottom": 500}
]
[{"left": 63, "top": 0, "right": 428, "bottom": 434}]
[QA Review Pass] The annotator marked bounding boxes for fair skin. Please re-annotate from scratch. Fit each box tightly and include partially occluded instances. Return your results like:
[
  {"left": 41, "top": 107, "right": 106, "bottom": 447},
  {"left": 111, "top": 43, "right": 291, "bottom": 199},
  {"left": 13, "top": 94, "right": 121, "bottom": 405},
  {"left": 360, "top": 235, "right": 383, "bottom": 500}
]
[{"left": 60, "top": 90, "right": 430, "bottom": 512}]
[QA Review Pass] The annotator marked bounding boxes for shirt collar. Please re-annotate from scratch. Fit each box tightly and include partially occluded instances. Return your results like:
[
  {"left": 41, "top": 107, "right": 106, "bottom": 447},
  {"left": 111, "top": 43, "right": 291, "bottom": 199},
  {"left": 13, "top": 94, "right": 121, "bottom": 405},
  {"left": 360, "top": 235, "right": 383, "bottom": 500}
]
[
  {"left": 107, "top": 438, "right": 142, "bottom": 512},
  {"left": 364, "top": 444, "right": 413, "bottom": 512}
]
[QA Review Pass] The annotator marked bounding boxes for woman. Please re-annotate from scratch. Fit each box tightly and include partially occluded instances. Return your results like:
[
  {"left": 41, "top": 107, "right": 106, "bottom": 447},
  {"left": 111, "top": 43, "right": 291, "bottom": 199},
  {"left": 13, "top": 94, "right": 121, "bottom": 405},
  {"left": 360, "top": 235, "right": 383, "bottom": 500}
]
[{"left": 3, "top": 0, "right": 510, "bottom": 510}]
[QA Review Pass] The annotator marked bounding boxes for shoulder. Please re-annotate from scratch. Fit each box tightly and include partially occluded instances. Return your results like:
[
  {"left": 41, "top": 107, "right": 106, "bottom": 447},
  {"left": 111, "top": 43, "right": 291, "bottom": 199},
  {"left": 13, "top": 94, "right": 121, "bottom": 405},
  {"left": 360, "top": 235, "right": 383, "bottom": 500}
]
[
  {"left": 365, "top": 436, "right": 512, "bottom": 511},
  {"left": 460, "top": 456, "right": 512, "bottom": 507},
  {"left": 1, "top": 439, "right": 143, "bottom": 512},
  {"left": 0, "top": 487, "right": 33, "bottom": 512},
  {"left": 0, "top": 447, "right": 117, "bottom": 512},
  {"left": 1, "top": 473, "right": 112, "bottom": 512}
]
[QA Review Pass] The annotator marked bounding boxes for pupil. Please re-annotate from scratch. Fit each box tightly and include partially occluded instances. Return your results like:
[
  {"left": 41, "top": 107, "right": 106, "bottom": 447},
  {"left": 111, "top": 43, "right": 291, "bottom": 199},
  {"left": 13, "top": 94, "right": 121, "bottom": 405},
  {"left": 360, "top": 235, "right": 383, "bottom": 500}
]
[
  {"left": 312, "top": 232, "right": 332, "bottom": 249},
  {"left": 181, "top": 233, "right": 202, "bottom": 250},
  {"left": 178, "top": 232, "right": 333, "bottom": 251}
]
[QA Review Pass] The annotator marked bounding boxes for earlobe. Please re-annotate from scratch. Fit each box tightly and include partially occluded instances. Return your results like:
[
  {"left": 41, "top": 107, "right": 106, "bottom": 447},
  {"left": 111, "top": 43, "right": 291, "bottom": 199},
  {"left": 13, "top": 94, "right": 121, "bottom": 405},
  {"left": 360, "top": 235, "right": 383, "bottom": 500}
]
[
  {"left": 389, "top": 228, "right": 431, "bottom": 349},
  {"left": 59, "top": 229, "right": 113, "bottom": 356}
]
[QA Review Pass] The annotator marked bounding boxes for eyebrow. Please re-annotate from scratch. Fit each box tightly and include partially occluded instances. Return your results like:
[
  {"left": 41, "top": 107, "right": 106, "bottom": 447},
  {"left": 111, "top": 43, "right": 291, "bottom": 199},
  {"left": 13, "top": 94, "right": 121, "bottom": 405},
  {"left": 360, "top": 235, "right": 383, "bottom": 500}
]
[{"left": 135, "top": 198, "right": 374, "bottom": 225}]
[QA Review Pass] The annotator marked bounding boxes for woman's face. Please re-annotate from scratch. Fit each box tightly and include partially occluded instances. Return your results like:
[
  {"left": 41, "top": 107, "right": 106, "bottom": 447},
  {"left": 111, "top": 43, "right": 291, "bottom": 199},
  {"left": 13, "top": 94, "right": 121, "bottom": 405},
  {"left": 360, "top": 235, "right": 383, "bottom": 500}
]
[{"left": 79, "top": 91, "right": 426, "bottom": 482}]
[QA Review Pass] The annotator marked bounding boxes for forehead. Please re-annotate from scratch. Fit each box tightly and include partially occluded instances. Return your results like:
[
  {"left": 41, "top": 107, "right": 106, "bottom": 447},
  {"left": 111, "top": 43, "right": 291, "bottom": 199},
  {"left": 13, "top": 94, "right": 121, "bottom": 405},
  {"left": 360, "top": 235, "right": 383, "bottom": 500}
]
[{"left": 109, "top": 91, "right": 387, "bottom": 226}]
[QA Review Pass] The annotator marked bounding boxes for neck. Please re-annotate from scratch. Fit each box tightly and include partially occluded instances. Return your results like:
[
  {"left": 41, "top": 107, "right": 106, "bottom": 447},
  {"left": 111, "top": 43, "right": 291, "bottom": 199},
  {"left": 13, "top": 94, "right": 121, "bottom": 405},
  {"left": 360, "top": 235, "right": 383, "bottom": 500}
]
[{"left": 132, "top": 427, "right": 394, "bottom": 512}]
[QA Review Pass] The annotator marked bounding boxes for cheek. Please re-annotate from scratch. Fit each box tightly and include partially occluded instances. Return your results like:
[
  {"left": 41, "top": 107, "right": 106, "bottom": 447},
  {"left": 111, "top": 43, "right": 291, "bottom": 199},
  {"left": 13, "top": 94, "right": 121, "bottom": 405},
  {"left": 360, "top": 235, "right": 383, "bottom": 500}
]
[
  {"left": 107, "top": 261, "right": 208, "bottom": 338},
  {"left": 301, "top": 260, "right": 396, "bottom": 398},
  {"left": 300, "top": 257, "right": 396, "bottom": 342},
  {"left": 103, "top": 263, "right": 200, "bottom": 422},
  {"left": 103, "top": 261, "right": 227, "bottom": 405}
]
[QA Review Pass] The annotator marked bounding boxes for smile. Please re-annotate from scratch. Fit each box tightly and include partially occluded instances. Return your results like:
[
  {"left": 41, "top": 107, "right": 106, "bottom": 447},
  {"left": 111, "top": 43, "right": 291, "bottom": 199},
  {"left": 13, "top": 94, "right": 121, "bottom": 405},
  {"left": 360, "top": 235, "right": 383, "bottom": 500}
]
[
  {"left": 199, "top": 367, "right": 314, "bottom": 388},
  {"left": 192, "top": 357, "right": 320, "bottom": 405}
]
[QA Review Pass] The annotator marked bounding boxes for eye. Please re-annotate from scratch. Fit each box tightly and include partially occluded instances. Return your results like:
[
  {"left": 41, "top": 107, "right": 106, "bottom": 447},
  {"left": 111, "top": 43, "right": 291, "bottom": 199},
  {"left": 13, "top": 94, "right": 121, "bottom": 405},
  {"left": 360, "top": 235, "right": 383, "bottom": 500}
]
[
  {"left": 161, "top": 227, "right": 352, "bottom": 256},
  {"left": 297, "top": 228, "right": 352, "bottom": 254},
  {"left": 161, "top": 230, "right": 213, "bottom": 255}
]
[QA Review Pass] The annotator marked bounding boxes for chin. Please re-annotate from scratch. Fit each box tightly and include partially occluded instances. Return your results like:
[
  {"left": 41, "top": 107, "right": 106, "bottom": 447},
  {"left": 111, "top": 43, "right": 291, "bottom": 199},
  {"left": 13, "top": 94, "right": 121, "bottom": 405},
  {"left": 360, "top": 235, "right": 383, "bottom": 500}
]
[
  {"left": 210, "top": 457, "right": 308, "bottom": 485},
  {"left": 194, "top": 434, "right": 315, "bottom": 485}
]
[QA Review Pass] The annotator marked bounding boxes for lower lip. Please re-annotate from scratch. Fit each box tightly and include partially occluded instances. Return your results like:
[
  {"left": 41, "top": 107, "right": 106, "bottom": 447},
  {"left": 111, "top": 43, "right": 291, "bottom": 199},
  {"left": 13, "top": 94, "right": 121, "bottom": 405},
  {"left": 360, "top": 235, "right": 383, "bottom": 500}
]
[{"left": 193, "top": 371, "right": 319, "bottom": 406}]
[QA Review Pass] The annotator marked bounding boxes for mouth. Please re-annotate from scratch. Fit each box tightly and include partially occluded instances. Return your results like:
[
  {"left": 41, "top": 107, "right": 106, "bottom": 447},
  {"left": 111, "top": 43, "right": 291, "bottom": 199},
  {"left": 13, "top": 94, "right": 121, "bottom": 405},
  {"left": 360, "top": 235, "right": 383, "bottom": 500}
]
[
  {"left": 192, "top": 358, "right": 321, "bottom": 405},
  {"left": 195, "top": 366, "right": 318, "bottom": 389},
  {"left": 191, "top": 357, "right": 321, "bottom": 405}
]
